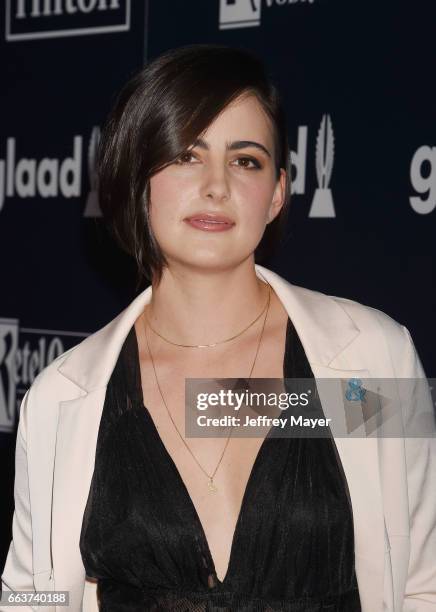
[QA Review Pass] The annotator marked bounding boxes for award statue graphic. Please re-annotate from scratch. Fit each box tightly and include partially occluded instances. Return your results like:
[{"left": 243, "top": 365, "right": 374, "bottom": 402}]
[
  {"left": 84, "top": 126, "right": 102, "bottom": 217},
  {"left": 219, "top": 0, "right": 261, "bottom": 30},
  {"left": 309, "top": 114, "right": 336, "bottom": 218},
  {"left": 0, "top": 319, "right": 19, "bottom": 433}
]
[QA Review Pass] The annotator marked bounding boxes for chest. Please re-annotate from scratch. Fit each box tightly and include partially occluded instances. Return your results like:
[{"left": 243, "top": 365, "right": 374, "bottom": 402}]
[{"left": 133, "top": 317, "right": 289, "bottom": 582}]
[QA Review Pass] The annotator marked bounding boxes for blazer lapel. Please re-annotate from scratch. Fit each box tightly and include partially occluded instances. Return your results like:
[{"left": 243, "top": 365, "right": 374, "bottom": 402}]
[
  {"left": 51, "top": 389, "right": 107, "bottom": 610},
  {"left": 309, "top": 364, "right": 385, "bottom": 612},
  {"left": 52, "top": 264, "right": 384, "bottom": 612},
  {"left": 255, "top": 265, "right": 385, "bottom": 612},
  {"left": 52, "top": 286, "right": 153, "bottom": 609}
]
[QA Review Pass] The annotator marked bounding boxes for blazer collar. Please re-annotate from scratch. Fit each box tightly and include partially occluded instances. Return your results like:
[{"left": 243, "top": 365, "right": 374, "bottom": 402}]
[{"left": 57, "top": 264, "right": 361, "bottom": 393}]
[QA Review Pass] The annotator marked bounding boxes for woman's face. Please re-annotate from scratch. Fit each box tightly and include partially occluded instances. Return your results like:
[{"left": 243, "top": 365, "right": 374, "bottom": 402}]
[{"left": 148, "top": 93, "right": 286, "bottom": 273}]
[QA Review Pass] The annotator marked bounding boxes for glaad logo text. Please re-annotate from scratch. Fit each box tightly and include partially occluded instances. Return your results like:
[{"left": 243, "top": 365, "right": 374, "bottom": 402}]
[
  {"left": 409, "top": 145, "right": 436, "bottom": 214},
  {"left": 0, "top": 136, "right": 82, "bottom": 211}
]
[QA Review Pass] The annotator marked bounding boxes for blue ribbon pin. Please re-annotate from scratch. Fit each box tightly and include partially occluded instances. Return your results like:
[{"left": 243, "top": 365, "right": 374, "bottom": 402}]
[{"left": 345, "top": 378, "right": 367, "bottom": 402}]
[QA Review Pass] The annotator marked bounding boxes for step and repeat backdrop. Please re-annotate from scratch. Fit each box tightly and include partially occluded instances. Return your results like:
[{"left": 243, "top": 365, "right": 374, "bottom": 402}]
[{"left": 1, "top": 0, "right": 435, "bottom": 570}]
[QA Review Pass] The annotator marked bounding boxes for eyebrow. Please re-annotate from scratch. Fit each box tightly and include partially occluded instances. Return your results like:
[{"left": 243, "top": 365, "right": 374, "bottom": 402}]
[{"left": 192, "top": 137, "right": 271, "bottom": 158}]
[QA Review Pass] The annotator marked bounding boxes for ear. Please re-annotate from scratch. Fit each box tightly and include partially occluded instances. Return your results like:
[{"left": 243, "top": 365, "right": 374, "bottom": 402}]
[{"left": 266, "top": 168, "right": 287, "bottom": 224}]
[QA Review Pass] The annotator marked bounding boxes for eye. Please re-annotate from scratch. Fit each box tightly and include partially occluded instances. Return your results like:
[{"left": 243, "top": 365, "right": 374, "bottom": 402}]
[
  {"left": 175, "top": 150, "right": 197, "bottom": 164},
  {"left": 233, "top": 156, "right": 262, "bottom": 170}
]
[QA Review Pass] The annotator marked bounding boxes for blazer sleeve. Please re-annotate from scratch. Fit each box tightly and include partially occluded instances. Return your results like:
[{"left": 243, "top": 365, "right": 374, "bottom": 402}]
[
  {"left": 1, "top": 389, "right": 39, "bottom": 612},
  {"left": 399, "top": 325, "right": 436, "bottom": 611}
]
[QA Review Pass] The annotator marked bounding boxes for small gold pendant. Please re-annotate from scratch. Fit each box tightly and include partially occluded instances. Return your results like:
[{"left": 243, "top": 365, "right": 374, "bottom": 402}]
[{"left": 208, "top": 478, "right": 218, "bottom": 493}]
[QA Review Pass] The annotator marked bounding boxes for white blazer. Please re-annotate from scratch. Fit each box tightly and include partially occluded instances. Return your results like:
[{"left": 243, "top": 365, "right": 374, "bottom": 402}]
[{"left": 1, "top": 264, "right": 435, "bottom": 612}]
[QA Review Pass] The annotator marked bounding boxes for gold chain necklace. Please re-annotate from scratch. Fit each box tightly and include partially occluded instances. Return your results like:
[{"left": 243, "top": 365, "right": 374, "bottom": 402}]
[
  {"left": 142, "top": 282, "right": 271, "bottom": 492},
  {"left": 144, "top": 283, "right": 270, "bottom": 348}
]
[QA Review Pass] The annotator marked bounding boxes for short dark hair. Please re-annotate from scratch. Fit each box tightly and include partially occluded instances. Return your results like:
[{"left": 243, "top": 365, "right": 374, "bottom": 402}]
[{"left": 98, "top": 44, "right": 291, "bottom": 289}]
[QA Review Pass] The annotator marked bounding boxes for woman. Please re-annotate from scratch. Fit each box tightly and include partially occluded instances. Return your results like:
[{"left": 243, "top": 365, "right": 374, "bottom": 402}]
[{"left": 1, "top": 45, "right": 435, "bottom": 612}]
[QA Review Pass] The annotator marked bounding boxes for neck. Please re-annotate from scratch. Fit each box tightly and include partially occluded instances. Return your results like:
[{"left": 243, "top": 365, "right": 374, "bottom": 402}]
[{"left": 145, "top": 260, "right": 269, "bottom": 347}]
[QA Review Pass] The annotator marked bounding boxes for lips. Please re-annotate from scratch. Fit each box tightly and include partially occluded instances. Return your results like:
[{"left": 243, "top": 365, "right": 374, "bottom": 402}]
[
  {"left": 185, "top": 212, "right": 235, "bottom": 224},
  {"left": 184, "top": 212, "right": 235, "bottom": 232}
]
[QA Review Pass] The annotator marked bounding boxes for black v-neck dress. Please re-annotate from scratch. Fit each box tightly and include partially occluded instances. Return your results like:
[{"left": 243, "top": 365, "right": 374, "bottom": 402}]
[{"left": 79, "top": 318, "right": 362, "bottom": 611}]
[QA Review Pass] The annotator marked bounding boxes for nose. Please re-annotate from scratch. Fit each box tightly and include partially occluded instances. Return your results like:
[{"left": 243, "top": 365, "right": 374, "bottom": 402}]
[{"left": 199, "top": 161, "right": 230, "bottom": 202}]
